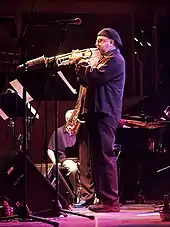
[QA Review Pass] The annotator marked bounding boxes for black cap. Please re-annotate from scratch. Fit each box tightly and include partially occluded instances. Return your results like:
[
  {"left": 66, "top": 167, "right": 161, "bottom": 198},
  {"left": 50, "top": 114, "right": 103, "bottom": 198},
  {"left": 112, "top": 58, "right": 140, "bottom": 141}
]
[{"left": 97, "top": 28, "right": 122, "bottom": 47}]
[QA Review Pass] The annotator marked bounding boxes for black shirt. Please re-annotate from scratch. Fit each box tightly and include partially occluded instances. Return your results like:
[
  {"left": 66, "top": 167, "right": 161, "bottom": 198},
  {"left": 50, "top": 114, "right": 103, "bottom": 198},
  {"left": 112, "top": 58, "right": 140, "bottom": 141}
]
[{"left": 48, "top": 125, "right": 76, "bottom": 162}]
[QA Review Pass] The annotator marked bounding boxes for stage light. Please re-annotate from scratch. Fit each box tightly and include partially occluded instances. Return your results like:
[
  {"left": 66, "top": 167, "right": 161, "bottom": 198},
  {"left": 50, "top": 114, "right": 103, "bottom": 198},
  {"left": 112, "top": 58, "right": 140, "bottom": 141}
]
[
  {"left": 147, "top": 42, "right": 152, "bottom": 47},
  {"left": 134, "top": 37, "right": 138, "bottom": 42}
]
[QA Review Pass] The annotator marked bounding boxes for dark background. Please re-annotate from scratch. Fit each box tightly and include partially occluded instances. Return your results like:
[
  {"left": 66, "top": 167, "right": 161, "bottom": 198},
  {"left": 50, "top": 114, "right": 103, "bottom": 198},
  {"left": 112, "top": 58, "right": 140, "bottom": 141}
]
[{"left": 0, "top": 1, "right": 170, "bottom": 201}]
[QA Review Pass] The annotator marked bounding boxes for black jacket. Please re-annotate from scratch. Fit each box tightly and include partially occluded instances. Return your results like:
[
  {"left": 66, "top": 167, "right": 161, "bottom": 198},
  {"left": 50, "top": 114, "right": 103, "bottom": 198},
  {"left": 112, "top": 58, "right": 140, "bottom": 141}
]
[{"left": 76, "top": 48, "right": 125, "bottom": 121}]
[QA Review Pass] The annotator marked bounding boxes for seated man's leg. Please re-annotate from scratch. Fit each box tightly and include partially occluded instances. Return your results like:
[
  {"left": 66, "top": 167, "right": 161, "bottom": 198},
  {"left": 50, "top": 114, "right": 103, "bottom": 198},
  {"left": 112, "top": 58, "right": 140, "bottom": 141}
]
[{"left": 62, "top": 159, "right": 79, "bottom": 196}]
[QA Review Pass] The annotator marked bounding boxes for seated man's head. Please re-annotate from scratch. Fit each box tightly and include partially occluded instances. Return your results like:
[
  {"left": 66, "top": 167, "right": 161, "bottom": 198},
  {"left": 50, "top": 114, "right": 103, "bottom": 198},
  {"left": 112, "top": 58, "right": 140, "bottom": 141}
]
[{"left": 65, "top": 109, "right": 74, "bottom": 122}]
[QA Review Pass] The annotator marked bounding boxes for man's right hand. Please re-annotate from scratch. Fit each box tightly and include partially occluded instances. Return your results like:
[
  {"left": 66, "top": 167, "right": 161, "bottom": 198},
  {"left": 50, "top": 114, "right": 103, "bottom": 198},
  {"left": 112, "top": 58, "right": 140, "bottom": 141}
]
[
  {"left": 62, "top": 159, "right": 78, "bottom": 175},
  {"left": 69, "top": 50, "right": 84, "bottom": 64}
]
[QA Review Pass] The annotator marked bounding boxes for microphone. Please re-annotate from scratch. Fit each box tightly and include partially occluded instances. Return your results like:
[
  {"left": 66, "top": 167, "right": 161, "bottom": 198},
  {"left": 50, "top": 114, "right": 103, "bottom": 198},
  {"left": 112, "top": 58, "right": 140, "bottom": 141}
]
[{"left": 53, "top": 18, "right": 82, "bottom": 25}]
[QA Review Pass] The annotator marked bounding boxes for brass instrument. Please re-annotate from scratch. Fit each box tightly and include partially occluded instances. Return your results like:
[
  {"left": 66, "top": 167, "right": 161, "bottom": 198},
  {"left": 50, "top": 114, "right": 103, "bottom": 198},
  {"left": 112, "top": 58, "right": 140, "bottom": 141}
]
[
  {"left": 54, "top": 48, "right": 97, "bottom": 67},
  {"left": 17, "top": 48, "right": 98, "bottom": 69},
  {"left": 65, "top": 85, "right": 87, "bottom": 134},
  {"left": 17, "top": 55, "right": 47, "bottom": 69},
  {"left": 16, "top": 47, "right": 100, "bottom": 135},
  {"left": 64, "top": 51, "right": 113, "bottom": 135}
]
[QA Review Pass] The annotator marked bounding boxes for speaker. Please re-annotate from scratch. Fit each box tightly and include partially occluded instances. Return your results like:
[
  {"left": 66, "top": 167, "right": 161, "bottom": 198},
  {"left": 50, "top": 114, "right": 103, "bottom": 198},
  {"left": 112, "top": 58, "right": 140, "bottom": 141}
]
[{"left": 0, "top": 152, "right": 68, "bottom": 217}]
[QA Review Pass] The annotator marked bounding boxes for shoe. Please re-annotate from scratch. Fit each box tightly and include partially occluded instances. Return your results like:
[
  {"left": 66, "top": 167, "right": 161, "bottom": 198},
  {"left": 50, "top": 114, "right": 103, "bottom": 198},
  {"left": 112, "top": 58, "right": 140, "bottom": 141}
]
[
  {"left": 88, "top": 203, "right": 120, "bottom": 212},
  {"left": 73, "top": 199, "right": 93, "bottom": 208}
]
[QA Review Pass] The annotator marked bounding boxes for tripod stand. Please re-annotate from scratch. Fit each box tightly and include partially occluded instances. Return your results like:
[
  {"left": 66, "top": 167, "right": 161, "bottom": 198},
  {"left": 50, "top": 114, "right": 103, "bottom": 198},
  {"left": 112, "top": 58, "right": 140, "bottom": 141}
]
[
  {"left": 0, "top": 91, "right": 63, "bottom": 226},
  {"left": 0, "top": 3, "right": 63, "bottom": 226}
]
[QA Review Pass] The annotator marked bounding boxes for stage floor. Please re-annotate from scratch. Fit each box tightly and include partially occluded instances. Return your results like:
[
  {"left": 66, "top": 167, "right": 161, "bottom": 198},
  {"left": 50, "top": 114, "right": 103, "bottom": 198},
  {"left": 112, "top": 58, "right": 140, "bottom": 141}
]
[{"left": 0, "top": 203, "right": 169, "bottom": 227}]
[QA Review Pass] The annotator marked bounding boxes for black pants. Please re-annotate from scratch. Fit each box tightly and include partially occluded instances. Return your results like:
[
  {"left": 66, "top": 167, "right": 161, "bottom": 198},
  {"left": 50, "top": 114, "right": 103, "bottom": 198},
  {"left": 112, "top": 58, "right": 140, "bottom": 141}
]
[{"left": 80, "top": 113, "right": 119, "bottom": 205}]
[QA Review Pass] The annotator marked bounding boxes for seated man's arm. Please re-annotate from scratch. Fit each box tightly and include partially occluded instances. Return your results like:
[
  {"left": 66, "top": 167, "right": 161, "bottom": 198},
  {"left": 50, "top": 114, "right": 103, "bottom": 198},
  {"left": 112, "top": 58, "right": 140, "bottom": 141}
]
[{"left": 47, "top": 149, "right": 66, "bottom": 164}]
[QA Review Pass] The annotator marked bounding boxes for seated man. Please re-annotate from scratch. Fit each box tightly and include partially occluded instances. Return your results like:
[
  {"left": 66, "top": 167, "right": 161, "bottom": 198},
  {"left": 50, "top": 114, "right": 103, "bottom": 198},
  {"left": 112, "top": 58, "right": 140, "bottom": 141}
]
[{"left": 47, "top": 109, "right": 79, "bottom": 198}]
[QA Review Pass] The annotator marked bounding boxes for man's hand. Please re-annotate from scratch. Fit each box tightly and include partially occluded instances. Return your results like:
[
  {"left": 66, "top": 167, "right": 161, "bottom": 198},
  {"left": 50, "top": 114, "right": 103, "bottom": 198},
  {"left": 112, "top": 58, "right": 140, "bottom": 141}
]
[
  {"left": 69, "top": 50, "right": 84, "bottom": 64},
  {"left": 62, "top": 159, "right": 78, "bottom": 176}
]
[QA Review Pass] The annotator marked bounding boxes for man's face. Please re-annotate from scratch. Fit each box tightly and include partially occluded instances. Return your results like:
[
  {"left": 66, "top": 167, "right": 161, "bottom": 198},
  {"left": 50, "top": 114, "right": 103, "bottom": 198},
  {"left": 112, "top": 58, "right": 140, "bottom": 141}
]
[{"left": 95, "top": 35, "right": 114, "bottom": 55}]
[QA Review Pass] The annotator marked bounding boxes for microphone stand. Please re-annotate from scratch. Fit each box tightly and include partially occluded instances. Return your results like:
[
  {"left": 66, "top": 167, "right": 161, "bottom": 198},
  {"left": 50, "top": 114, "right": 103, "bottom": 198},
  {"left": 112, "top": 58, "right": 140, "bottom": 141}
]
[{"left": 44, "top": 24, "right": 94, "bottom": 219}]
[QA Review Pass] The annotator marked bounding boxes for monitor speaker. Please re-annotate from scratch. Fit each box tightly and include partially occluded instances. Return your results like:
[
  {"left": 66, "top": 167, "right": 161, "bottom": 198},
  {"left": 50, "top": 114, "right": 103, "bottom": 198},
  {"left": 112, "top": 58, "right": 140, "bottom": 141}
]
[{"left": 0, "top": 152, "right": 68, "bottom": 217}]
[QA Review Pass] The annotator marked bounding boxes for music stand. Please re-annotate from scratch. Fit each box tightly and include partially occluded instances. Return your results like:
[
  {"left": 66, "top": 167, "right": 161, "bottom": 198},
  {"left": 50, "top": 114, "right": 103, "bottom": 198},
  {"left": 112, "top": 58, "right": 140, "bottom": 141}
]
[
  {"left": 0, "top": 85, "right": 64, "bottom": 226},
  {"left": 0, "top": 5, "right": 74, "bottom": 225},
  {"left": 46, "top": 69, "right": 94, "bottom": 219},
  {"left": 3, "top": 67, "right": 95, "bottom": 222},
  {"left": 0, "top": 88, "right": 39, "bottom": 153},
  {"left": 39, "top": 69, "right": 94, "bottom": 219}
]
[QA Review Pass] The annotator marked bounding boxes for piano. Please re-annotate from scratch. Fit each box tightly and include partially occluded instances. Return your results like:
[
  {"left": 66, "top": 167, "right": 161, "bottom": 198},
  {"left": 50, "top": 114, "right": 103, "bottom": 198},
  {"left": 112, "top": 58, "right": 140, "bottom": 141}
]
[{"left": 117, "top": 80, "right": 170, "bottom": 202}]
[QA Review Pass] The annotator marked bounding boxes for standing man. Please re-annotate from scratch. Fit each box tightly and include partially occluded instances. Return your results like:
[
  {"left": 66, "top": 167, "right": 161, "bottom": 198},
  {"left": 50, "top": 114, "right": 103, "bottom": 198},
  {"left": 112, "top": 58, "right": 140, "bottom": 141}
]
[{"left": 70, "top": 28, "right": 125, "bottom": 212}]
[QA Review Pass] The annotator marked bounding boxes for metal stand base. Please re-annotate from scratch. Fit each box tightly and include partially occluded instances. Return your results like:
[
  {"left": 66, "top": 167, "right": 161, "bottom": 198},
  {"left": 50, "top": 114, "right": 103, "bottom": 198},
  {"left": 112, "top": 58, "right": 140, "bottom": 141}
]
[{"left": 0, "top": 204, "right": 59, "bottom": 227}]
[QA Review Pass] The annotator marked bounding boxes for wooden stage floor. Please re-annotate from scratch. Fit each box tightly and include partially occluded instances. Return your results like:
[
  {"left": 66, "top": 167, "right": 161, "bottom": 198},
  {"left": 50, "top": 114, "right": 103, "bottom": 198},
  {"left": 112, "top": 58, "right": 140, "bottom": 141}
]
[{"left": 0, "top": 203, "right": 169, "bottom": 227}]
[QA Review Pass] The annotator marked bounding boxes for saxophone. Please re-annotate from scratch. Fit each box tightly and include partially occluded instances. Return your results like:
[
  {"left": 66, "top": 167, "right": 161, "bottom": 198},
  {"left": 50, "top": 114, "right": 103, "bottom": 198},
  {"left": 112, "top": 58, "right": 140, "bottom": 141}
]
[
  {"left": 65, "top": 85, "right": 87, "bottom": 134},
  {"left": 64, "top": 48, "right": 101, "bottom": 134}
]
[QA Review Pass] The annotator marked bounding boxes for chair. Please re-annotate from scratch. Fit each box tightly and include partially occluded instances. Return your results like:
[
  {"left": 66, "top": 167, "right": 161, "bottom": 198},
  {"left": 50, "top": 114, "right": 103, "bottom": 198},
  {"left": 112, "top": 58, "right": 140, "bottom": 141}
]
[{"left": 47, "top": 158, "right": 80, "bottom": 204}]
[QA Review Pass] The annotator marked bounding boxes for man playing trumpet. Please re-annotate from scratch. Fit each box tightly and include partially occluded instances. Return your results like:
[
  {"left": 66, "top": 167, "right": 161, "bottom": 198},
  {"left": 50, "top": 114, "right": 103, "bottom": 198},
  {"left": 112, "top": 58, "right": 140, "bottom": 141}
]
[{"left": 69, "top": 28, "right": 126, "bottom": 212}]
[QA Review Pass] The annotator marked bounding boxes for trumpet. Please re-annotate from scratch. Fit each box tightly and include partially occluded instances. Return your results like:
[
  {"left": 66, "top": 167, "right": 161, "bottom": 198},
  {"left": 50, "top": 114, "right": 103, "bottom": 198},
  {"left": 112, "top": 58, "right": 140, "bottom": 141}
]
[
  {"left": 16, "top": 47, "right": 98, "bottom": 70},
  {"left": 54, "top": 47, "right": 98, "bottom": 67},
  {"left": 16, "top": 55, "right": 47, "bottom": 70}
]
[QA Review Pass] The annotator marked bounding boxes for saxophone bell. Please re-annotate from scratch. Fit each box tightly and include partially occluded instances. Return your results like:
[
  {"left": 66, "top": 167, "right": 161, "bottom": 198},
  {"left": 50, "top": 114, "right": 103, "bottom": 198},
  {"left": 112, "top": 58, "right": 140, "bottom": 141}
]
[{"left": 65, "top": 85, "right": 87, "bottom": 134}]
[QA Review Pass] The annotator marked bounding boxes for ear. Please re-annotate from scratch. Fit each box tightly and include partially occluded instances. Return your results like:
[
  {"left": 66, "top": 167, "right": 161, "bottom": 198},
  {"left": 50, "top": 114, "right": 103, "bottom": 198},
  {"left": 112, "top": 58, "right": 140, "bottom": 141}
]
[{"left": 111, "top": 39, "right": 115, "bottom": 45}]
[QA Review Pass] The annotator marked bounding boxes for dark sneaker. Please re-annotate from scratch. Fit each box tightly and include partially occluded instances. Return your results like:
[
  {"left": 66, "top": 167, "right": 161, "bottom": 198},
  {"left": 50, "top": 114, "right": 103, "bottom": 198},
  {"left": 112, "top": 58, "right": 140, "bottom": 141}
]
[{"left": 88, "top": 203, "right": 120, "bottom": 212}]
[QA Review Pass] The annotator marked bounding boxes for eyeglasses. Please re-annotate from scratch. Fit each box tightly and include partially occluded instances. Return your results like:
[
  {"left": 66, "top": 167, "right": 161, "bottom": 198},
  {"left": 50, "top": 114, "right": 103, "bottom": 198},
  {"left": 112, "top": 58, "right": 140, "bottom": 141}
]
[{"left": 96, "top": 38, "right": 111, "bottom": 44}]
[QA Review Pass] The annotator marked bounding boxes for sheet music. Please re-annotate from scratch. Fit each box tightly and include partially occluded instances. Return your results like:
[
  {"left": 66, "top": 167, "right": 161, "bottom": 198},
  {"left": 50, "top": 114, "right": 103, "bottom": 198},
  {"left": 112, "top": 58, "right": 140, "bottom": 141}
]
[
  {"left": 0, "top": 108, "right": 9, "bottom": 120},
  {"left": 9, "top": 79, "right": 39, "bottom": 119},
  {"left": 27, "top": 102, "right": 39, "bottom": 119},
  {"left": 10, "top": 79, "right": 33, "bottom": 103},
  {"left": 57, "top": 71, "right": 77, "bottom": 95}
]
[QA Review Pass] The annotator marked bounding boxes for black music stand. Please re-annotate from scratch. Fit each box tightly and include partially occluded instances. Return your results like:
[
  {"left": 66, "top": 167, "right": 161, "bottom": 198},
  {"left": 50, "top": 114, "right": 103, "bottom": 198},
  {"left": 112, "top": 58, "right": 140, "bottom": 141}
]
[
  {"left": 30, "top": 69, "right": 95, "bottom": 219},
  {"left": 6, "top": 68, "right": 95, "bottom": 221},
  {"left": 0, "top": 92, "right": 18, "bottom": 154},
  {"left": 0, "top": 91, "right": 63, "bottom": 226},
  {"left": 0, "top": 5, "right": 66, "bottom": 225},
  {"left": 0, "top": 91, "right": 38, "bottom": 154}
]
